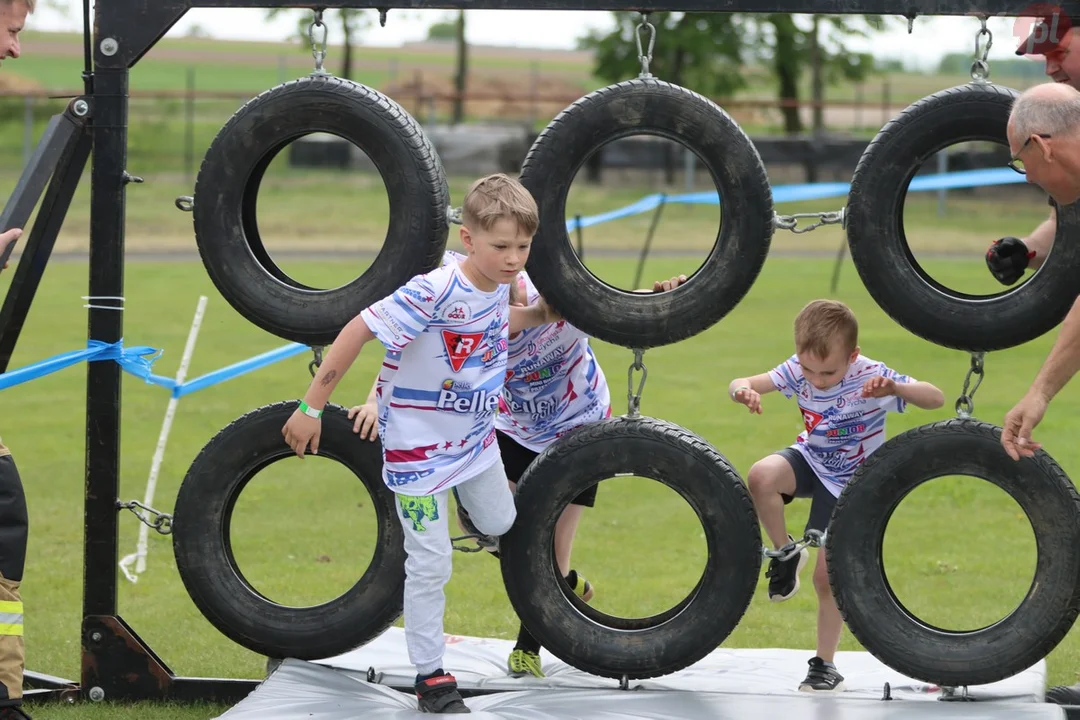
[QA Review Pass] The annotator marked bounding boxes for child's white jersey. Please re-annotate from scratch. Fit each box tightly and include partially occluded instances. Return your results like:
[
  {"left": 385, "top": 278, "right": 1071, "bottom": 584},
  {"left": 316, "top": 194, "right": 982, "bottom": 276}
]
[
  {"left": 440, "top": 251, "right": 611, "bottom": 452},
  {"left": 361, "top": 256, "right": 510, "bottom": 496},
  {"left": 768, "top": 353, "right": 911, "bottom": 498},
  {"left": 496, "top": 270, "right": 611, "bottom": 451}
]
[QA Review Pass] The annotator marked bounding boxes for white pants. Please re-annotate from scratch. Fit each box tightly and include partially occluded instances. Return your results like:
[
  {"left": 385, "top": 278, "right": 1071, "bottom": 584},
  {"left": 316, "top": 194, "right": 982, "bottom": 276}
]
[{"left": 396, "top": 459, "right": 516, "bottom": 676}]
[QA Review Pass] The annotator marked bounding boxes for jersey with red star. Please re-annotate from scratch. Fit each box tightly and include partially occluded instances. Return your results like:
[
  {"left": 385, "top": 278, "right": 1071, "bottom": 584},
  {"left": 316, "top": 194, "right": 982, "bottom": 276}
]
[
  {"left": 361, "top": 254, "right": 509, "bottom": 496},
  {"left": 768, "top": 353, "right": 912, "bottom": 497}
]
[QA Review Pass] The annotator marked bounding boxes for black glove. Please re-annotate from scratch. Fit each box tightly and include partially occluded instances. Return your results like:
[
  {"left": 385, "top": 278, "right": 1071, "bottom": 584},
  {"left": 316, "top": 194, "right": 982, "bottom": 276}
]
[{"left": 986, "top": 236, "right": 1034, "bottom": 286}]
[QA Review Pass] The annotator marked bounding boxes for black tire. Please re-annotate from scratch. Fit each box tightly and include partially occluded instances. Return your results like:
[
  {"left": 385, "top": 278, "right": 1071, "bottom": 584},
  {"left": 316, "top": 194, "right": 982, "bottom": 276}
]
[
  {"left": 845, "top": 82, "right": 1080, "bottom": 352},
  {"left": 519, "top": 79, "right": 774, "bottom": 350},
  {"left": 825, "top": 419, "right": 1080, "bottom": 687},
  {"left": 499, "top": 416, "right": 762, "bottom": 679},
  {"left": 172, "top": 400, "right": 406, "bottom": 660},
  {"left": 192, "top": 75, "right": 450, "bottom": 347}
]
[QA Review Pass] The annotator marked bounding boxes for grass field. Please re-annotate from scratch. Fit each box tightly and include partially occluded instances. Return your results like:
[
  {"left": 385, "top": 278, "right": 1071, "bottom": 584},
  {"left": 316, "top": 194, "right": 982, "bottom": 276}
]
[{"left": 2, "top": 195, "right": 1080, "bottom": 718}]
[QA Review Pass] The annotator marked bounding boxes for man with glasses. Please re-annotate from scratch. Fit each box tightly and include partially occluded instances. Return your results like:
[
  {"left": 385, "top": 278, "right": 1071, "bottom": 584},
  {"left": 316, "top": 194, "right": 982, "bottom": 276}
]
[
  {"left": 985, "top": 14, "right": 1080, "bottom": 285},
  {"left": 997, "top": 80, "right": 1080, "bottom": 707}
]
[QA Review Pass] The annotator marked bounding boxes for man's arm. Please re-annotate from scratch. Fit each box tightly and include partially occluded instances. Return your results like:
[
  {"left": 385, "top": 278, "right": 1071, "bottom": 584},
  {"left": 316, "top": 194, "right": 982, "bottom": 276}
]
[
  {"left": 1027, "top": 295, "right": 1080, "bottom": 403},
  {"left": 1024, "top": 206, "right": 1057, "bottom": 270}
]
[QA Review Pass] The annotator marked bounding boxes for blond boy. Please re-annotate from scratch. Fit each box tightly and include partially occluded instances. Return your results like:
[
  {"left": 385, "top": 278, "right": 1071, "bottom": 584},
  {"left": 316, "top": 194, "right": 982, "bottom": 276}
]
[
  {"left": 282, "top": 174, "right": 557, "bottom": 714},
  {"left": 728, "top": 299, "right": 944, "bottom": 693}
]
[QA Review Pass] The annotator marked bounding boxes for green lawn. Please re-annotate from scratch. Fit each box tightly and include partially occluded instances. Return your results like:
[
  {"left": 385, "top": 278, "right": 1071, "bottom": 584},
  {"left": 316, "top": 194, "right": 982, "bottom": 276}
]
[{"left": 2, "top": 246, "right": 1080, "bottom": 717}]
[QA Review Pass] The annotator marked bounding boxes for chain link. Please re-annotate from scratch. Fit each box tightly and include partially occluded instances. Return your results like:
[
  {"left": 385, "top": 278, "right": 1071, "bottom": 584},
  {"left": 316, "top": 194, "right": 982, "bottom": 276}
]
[
  {"left": 634, "top": 13, "right": 655, "bottom": 78},
  {"left": 763, "top": 529, "right": 825, "bottom": 560},
  {"left": 970, "top": 16, "right": 993, "bottom": 83},
  {"left": 118, "top": 500, "right": 173, "bottom": 535},
  {"left": 309, "top": 9, "right": 329, "bottom": 76},
  {"left": 954, "top": 352, "right": 985, "bottom": 419},
  {"left": 626, "top": 349, "right": 648, "bottom": 417},
  {"left": 309, "top": 346, "right": 324, "bottom": 378},
  {"left": 773, "top": 208, "right": 845, "bottom": 234}
]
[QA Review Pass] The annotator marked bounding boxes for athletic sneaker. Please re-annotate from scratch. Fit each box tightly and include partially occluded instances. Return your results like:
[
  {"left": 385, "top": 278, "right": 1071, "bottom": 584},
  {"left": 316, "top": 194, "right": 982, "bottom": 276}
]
[
  {"left": 799, "top": 656, "right": 845, "bottom": 692},
  {"left": 766, "top": 535, "right": 808, "bottom": 602},
  {"left": 508, "top": 648, "right": 544, "bottom": 678},
  {"left": 415, "top": 672, "right": 470, "bottom": 713},
  {"left": 454, "top": 502, "right": 500, "bottom": 555}
]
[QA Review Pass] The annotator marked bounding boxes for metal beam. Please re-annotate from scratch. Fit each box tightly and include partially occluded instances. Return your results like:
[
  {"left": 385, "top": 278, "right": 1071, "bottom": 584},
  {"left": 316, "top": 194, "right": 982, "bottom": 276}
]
[{"left": 93, "top": 0, "right": 1075, "bottom": 71}]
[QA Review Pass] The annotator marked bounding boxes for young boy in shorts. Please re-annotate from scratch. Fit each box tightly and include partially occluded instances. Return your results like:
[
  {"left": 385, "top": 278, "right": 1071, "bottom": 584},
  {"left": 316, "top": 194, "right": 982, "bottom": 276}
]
[
  {"left": 348, "top": 261, "right": 686, "bottom": 680},
  {"left": 728, "top": 299, "right": 943, "bottom": 693},
  {"left": 282, "top": 174, "right": 558, "bottom": 714}
]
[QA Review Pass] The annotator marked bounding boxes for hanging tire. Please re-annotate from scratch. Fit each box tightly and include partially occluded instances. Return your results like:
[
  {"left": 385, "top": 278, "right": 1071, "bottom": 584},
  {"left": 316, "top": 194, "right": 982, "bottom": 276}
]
[
  {"left": 825, "top": 419, "right": 1080, "bottom": 687},
  {"left": 172, "top": 400, "right": 406, "bottom": 660},
  {"left": 192, "top": 74, "right": 450, "bottom": 347},
  {"left": 845, "top": 82, "right": 1080, "bottom": 352},
  {"left": 519, "top": 79, "right": 774, "bottom": 350},
  {"left": 499, "top": 416, "right": 762, "bottom": 679}
]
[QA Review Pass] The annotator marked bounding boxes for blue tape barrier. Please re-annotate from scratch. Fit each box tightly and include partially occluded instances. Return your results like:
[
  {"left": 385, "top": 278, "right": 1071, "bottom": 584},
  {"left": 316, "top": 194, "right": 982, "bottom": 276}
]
[
  {"left": 0, "top": 167, "right": 1026, "bottom": 396},
  {"left": 0, "top": 339, "right": 309, "bottom": 397},
  {"left": 563, "top": 167, "right": 1026, "bottom": 230}
]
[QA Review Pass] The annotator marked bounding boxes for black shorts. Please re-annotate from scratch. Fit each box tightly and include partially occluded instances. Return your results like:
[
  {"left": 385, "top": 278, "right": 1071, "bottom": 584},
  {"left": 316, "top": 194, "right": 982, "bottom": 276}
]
[
  {"left": 497, "top": 430, "right": 597, "bottom": 508},
  {"left": 775, "top": 447, "right": 836, "bottom": 536}
]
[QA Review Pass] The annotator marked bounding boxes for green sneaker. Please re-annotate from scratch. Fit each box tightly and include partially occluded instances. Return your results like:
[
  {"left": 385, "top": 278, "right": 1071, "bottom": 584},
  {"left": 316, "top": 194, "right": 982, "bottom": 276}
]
[{"left": 507, "top": 648, "right": 545, "bottom": 678}]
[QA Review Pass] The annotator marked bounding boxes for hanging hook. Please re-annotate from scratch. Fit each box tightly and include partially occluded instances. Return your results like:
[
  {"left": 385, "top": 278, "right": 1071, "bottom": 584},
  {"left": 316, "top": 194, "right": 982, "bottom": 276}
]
[{"left": 634, "top": 12, "right": 656, "bottom": 78}]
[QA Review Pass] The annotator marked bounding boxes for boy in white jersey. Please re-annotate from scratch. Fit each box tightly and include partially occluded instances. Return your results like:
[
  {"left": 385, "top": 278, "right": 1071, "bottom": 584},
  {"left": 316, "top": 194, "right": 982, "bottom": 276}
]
[
  {"left": 282, "top": 174, "right": 557, "bottom": 714},
  {"left": 348, "top": 263, "right": 686, "bottom": 680},
  {"left": 728, "top": 299, "right": 943, "bottom": 694}
]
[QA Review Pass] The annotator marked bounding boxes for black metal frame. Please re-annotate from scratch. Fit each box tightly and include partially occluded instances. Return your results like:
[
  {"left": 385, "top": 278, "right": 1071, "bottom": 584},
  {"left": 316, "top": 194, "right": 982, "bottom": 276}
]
[{"left": 0, "top": 0, "right": 1067, "bottom": 708}]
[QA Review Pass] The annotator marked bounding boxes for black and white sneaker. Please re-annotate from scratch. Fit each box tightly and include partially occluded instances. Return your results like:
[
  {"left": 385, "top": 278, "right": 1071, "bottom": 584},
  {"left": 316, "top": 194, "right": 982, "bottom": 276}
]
[
  {"left": 765, "top": 535, "right": 808, "bottom": 602},
  {"left": 415, "top": 672, "right": 470, "bottom": 713},
  {"left": 799, "top": 656, "right": 845, "bottom": 692}
]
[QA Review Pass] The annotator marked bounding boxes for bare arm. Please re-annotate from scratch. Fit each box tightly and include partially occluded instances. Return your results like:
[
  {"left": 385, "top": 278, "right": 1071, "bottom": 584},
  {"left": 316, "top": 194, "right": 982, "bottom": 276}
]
[
  {"left": 1024, "top": 206, "right": 1057, "bottom": 270},
  {"left": 728, "top": 372, "right": 778, "bottom": 399},
  {"left": 893, "top": 380, "right": 945, "bottom": 410},
  {"left": 1029, "top": 295, "right": 1080, "bottom": 402},
  {"left": 302, "top": 314, "right": 376, "bottom": 411}
]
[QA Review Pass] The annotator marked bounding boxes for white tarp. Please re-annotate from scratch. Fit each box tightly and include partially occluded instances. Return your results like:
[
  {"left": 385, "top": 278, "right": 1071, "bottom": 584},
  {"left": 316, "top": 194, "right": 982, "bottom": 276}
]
[{"left": 215, "top": 628, "right": 1060, "bottom": 720}]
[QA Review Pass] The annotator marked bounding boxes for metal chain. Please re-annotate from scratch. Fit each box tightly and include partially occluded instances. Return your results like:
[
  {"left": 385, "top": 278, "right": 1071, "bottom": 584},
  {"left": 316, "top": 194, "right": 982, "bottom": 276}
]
[
  {"left": 309, "top": 346, "right": 324, "bottom": 378},
  {"left": 634, "top": 12, "right": 656, "bottom": 78},
  {"left": 773, "top": 208, "right": 846, "bottom": 234},
  {"left": 970, "top": 16, "right": 993, "bottom": 83},
  {"left": 309, "top": 9, "right": 329, "bottom": 76},
  {"left": 117, "top": 500, "right": 173, "bottom": 535},
  {"left": 763, "top": 529, "right": 825, "bottom": 560},
  {"left": 450, "top": 534, "right": 488, "bottom": 553},
  {"left": 447, "top": 206, "right": 463, "bottom": 226},
  {"left": 626, "top": 349, "right": 648, "bottom": 417},
  {"left": 954, "top": 352, "right": 985, "bottom": 419}
]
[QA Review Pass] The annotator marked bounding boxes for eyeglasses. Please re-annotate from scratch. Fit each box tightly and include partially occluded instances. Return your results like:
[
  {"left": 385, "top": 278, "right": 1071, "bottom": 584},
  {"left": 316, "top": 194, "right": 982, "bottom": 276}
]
[{"left": 1009, "top": 133, "right": 1052, "bottom": 174}]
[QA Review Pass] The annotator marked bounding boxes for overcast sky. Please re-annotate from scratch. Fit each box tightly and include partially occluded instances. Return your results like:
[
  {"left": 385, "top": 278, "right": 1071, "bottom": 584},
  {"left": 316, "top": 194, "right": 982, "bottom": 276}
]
[{"left": 26, "top": 2, "right": 1050, "bottom": 72}]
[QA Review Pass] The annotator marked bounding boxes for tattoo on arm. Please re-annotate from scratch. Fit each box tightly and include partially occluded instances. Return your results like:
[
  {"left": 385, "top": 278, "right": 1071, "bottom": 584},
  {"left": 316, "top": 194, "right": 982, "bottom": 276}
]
[{"left": 320, "top": 370, "right": 338, "bottom": 387}]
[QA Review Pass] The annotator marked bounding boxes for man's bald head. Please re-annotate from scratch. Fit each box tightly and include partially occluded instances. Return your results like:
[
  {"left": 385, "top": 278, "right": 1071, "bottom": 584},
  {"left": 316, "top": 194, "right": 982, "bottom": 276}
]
[
  {"left": 0, "top": 0, "right": 34, "bottom": 12},
  {"left": 1010, "top": 82, "right": 1080, "bottom": 141}
]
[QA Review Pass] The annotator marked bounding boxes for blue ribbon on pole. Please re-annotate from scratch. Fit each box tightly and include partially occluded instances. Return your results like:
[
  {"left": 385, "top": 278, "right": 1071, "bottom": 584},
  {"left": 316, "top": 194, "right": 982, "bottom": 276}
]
[{"left": 0, "top": 339, "right": 163, "bottom": 392}]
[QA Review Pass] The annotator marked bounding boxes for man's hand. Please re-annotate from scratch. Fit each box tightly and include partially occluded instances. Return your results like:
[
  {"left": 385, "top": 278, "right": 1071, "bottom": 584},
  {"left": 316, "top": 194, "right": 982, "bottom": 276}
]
[
  {"left": 0, "top": 228, "right": 22, "bottom": 270},
  {"left": 986, "top": 236, "right": 1034, "bottom": 286},
  {"left": 347, "top": 402, "right": 379, "bottom": 441},
  {"left": 1001, "top": 391, "right": 1048, "bottom": 461},
  {"left": 861, "top": 376, "right": 896, "bottom": 398}
]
